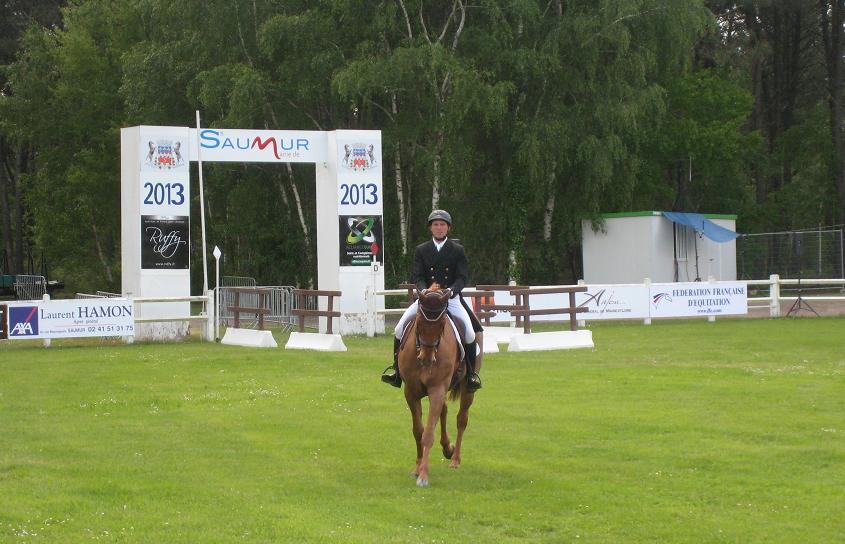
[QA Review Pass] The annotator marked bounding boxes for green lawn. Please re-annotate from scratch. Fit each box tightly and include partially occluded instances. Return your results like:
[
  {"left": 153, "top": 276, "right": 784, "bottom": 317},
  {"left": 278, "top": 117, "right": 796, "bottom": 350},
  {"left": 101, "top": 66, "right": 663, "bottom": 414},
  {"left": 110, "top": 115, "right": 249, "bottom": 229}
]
[{"left": 1, "top": 318, "right": 843, "bottom": 543}]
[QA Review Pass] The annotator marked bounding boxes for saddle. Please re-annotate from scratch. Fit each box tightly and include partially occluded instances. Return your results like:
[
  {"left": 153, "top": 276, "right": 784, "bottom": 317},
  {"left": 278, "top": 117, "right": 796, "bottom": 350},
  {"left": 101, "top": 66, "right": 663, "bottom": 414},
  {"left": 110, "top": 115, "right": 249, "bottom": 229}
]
[{"left": 400, "top": 288, "right": 469, "bottom": 392}]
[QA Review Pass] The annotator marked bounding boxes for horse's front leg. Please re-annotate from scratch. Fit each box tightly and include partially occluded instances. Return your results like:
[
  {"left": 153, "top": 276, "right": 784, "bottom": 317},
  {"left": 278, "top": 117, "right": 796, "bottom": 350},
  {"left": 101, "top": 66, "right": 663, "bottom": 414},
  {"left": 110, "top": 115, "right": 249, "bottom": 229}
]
[
  {"left": 449, "top": 388, "right": 475, "bottom": 469},
  {"left": 404, "top": 390, "right": 424, "bottom": 477},
  {"left": 439, "top": 401, "right": 454, "bottom": 460},
  {"left": 416, "top": 386, "right": 446, "bottom": 487}
]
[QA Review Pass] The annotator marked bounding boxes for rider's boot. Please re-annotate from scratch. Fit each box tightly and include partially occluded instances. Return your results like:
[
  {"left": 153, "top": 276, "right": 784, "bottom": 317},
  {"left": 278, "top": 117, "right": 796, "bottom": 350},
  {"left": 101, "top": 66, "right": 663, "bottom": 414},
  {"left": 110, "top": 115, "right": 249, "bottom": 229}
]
[
  {"left": 380, "top": 337, "right": 402, "bottom": 388},
  {"left": 463, "top": 341, "right": 482, "bottom": 392}
]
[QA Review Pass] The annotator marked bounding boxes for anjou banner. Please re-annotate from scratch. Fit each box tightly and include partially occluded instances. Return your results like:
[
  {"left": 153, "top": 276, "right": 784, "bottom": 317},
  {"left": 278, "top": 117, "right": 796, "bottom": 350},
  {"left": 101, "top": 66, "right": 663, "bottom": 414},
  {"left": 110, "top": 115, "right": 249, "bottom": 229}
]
[{"left": 5, "top": 299, "right": 135, "bottom": 340}]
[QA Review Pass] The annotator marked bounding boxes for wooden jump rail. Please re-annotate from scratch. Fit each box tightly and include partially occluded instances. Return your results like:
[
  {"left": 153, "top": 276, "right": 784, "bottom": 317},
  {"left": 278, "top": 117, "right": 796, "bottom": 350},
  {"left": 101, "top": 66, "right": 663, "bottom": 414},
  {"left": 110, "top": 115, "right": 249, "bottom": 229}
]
[
  {"left": 291, "top": 289, "right": 342, "bottom": 334},
  {"left": 395, "top": 283, "right": 500, "bottom": 325},
  {"left": 509, "top": 286, "right": 589, "bottom": 333},
  {"left": 397, "top": 283, "right": 500, "bottom": 323},
  {"left": 397, "top": 283, "right": 418, "bottom": 308},
  {"left": 475, "top": 284, "right": 529, "bottom": 327},
  {"left": 228, "top": 287, "right": 273, "bottom": 330},
  {"left": 460, "top": 288, "right": 496, "bottom": 323}
]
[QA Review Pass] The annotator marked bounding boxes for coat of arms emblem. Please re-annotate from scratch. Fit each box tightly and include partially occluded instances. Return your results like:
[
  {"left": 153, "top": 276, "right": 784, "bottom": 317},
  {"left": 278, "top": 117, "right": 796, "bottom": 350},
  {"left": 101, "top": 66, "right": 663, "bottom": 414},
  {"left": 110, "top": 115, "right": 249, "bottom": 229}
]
[
  {"left": 342, "top": 143, "right": 377, "bottom": 171},
  {"left": 145, "top": 139, "right": 185, "bottom": 170}
]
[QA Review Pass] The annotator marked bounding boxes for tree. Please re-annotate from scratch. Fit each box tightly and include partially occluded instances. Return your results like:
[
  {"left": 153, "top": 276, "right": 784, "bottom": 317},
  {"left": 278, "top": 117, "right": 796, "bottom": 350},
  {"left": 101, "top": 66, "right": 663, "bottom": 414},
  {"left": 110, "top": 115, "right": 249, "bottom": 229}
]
[{"left": 0, "top": 0, "right": 64, "bottom": 274}]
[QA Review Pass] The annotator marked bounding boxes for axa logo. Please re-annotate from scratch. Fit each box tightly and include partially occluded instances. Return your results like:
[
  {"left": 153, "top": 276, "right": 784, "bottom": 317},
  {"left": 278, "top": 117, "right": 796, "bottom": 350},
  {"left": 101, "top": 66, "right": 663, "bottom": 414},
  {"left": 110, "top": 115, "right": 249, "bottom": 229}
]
[
  {"left": 9, "top": 306, "right": 39, "bottom": 337},
  {"left": 199, "top": 129, "right": 310, "bottom": 160}
]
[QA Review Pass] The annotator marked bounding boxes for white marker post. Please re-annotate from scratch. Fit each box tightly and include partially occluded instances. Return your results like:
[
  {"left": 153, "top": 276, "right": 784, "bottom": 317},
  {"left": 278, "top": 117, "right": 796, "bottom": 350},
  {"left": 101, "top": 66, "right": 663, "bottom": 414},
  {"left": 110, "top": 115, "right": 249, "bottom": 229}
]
[{"left": 213, "top": 245, "right": 222, "bottom": 341}]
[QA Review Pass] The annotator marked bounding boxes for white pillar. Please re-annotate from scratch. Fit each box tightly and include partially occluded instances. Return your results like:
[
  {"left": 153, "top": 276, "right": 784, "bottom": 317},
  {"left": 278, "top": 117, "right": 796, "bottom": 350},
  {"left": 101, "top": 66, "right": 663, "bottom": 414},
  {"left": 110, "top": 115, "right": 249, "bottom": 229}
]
[{"left": 121, "top": 126, "right": 191, "bottom": 340}]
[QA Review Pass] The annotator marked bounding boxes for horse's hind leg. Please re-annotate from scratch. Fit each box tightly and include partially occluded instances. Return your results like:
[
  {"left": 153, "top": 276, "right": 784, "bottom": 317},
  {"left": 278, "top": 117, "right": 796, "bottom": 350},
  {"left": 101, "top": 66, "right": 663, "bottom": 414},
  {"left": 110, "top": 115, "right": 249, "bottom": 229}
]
[
  {"left": 439, "top": 402, "right": 454, "bottom": 460},
  {"left": 416, "top": 387, "right": 446, "bottom": 488},
  {"left": 449, "top": 389, "right": 474, "bottom": 469}
]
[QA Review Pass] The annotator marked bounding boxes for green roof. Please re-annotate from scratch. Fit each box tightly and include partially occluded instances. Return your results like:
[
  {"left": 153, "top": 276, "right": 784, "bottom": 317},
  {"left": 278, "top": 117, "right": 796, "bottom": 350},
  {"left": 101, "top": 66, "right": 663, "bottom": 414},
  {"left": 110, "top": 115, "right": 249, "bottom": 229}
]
[{"left": 599, "top": 211, "right": 737, "bottom": 220}]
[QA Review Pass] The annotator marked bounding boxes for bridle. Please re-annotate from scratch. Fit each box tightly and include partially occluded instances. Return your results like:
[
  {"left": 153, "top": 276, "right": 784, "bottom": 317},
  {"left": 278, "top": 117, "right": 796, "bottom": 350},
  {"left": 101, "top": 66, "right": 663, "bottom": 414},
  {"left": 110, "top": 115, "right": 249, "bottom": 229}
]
[{"left": 415, "top": 290, "right": 449, "bottom": 364}]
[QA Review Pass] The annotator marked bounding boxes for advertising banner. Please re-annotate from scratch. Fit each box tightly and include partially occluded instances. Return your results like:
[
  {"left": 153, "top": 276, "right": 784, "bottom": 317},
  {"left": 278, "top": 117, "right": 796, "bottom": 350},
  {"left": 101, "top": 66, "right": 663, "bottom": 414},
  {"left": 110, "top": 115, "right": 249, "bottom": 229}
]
[
  {"left": 190, "top": 128, "right": 327, "bottom": 163},
  {"left": 6, "top": 299, "right": 135, "bottom": 340},
  {"left": 339, "top": 216, "right": 383, "bottom": 266},
  {"left": 649, "top": 282, "right": 748, "bottom": 317},
  {"left": 139, "top": 127, "right": 191, "bottom": 271},
  {"left": 141, "top": 215, "right": 190, "bottom": 269},
  {"left": 575, "top": 284, "right": 651, "bottom": 320},
  {"left": 474, "top": 281, "right": 747, "bottom": 323}
]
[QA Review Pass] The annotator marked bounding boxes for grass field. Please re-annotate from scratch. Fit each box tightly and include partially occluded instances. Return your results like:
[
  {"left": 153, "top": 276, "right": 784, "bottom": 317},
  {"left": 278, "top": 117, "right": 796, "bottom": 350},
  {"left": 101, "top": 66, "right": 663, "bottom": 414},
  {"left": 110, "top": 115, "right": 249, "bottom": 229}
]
[{"left": 1, "top": 318, "right": 844, "bottom": 543}]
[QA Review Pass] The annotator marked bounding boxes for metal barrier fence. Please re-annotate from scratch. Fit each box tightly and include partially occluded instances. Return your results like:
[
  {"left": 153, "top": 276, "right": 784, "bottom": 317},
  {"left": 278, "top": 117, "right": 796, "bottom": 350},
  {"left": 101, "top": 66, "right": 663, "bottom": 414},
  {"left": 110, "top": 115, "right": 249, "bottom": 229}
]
[
  {"left": 13, "top": 275, "right": 47, "bottom": 301},
  {"left": 220, "top": 276, "right": 256, "bottom": 325},
  {"left": 218, "top": 285, "right": 301, "bottom": 330}
]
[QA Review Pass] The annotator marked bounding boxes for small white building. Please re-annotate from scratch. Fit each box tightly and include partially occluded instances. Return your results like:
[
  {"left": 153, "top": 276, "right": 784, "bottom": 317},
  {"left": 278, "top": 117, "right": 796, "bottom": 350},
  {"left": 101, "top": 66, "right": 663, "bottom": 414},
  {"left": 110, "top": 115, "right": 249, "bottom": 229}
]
[{"left": 582, "top": 211, "right": 738, "bottom": 284}]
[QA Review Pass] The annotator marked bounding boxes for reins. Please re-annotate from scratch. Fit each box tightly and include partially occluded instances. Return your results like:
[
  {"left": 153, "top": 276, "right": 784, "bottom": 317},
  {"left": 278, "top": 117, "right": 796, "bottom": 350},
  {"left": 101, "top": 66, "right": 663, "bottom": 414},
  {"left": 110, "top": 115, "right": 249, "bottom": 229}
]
[{"left": 414, "top": 291, "right": 449, "bottom": 365}]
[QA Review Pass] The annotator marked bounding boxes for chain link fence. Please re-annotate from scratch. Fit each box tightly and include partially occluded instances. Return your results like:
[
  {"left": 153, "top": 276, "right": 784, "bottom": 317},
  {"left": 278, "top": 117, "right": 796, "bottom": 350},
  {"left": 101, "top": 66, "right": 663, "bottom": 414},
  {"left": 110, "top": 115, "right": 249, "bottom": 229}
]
[{"left": 738, "top": 228, "right": 844, "bottom": 281}]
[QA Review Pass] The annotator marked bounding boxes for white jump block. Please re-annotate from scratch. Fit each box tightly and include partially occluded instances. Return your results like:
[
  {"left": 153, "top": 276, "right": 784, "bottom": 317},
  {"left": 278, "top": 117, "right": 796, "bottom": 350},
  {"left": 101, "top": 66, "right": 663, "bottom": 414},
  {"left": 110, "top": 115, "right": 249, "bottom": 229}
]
[
  {"left": 483, "top": 326, "right": 519, "bottom": 344},
  {"left": 285, "top": 331, "right": 347, "bottom": 352},
  {"left": 221, "top": 328, "right": 278, "bottom": 348},
  {"left": 507, "top": 330, "right": 594, "bottom": 352},
  {"left": 481, "top": 339, "right": 499, "bottom": 353}
]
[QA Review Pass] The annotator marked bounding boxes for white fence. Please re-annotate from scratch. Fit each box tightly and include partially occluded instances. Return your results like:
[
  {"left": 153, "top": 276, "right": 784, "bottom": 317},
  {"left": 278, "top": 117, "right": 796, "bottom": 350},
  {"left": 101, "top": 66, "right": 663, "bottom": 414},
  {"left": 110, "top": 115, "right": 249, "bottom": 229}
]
[
  {"left": 76, "top": 291, "right": 215, "bottom": 342},
  {"left": 746, "top": 275, "right": 845, "bottom": 317},
  {"left": 366, "top": 275, "right": 845, "bottom": 334}
]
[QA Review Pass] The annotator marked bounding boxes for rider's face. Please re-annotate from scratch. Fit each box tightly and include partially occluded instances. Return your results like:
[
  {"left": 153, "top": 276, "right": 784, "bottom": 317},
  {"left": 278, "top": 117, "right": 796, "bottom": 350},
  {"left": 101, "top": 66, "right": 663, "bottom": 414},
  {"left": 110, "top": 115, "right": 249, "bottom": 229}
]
[{"left": 429, "top": 220, "right": 449, "bottom": 240}]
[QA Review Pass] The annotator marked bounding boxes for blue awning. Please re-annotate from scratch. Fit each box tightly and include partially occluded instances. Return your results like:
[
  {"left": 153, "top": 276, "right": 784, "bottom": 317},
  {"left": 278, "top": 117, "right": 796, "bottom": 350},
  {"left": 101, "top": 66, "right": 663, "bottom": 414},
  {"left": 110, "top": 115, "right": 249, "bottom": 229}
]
[{"left": 662, "top": 212, "right": 739, "bottom": 243}]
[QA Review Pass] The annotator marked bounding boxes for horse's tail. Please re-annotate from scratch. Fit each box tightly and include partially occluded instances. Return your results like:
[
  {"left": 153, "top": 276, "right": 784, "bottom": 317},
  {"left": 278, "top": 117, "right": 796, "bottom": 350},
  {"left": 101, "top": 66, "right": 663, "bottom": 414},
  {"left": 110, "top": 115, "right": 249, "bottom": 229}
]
[{"left": 448, "top": 382, "right": 463, "bottom": 402}]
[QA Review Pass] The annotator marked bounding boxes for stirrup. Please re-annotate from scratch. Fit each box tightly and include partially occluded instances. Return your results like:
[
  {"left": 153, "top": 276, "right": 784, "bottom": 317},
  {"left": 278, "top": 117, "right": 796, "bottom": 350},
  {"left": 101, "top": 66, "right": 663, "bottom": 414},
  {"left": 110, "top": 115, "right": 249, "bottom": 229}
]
[
  {"left": 466, "top": 372, "right": 482, "bottom": 392},
  {"left": 381, "top": 365, "right": 402, "bottom": 388}
]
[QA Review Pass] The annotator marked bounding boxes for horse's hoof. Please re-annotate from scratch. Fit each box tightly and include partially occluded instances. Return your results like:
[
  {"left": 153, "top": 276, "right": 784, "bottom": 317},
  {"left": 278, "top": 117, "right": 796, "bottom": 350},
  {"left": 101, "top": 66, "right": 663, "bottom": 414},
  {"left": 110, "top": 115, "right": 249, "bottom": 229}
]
[
  {"left": 416, "top": 477, "right": 429, "bottom": 487},
  {"left": 449, "top": 461, "right": 460, "bottom": 469},
  {"left": 443, "top": 444, "right": 455, "bottom": 460}
]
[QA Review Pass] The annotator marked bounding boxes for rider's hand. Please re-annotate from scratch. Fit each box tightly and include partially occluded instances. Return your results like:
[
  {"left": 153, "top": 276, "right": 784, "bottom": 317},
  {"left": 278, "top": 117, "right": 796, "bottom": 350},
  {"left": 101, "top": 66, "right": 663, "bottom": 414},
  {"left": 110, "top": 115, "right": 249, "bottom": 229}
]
[{"left": 446, "top": 288, "right": 456, "bottom": 299}]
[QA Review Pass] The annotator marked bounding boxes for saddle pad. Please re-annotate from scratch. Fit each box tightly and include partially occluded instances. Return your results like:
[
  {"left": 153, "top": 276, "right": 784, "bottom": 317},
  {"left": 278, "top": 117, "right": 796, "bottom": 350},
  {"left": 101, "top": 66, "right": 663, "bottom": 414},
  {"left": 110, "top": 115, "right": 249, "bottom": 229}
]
[{"left": 399, "top": 317, "right": 465, "bottom": 362}]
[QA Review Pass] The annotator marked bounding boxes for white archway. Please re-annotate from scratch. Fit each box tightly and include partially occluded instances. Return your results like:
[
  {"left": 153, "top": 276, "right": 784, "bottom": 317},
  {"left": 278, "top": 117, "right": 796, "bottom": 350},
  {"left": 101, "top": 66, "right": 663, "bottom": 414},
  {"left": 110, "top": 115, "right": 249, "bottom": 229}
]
[{"left": 120, "top": 125, "right": 385, "bottom": 339}]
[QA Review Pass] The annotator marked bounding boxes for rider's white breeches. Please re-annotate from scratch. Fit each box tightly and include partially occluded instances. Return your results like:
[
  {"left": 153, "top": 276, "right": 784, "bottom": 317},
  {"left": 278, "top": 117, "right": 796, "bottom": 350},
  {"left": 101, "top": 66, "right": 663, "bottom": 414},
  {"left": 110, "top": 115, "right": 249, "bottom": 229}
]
[{"left": 394, "top": 297, "right": 475, "bottom": 344}]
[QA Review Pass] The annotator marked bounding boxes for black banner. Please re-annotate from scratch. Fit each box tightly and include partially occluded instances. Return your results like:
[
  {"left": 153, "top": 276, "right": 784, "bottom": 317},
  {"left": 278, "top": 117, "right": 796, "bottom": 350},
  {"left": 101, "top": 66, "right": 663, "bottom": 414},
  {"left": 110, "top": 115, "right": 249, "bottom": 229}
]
[
  {"left": 141, "top": 215, "right": 190, "bottom": 269},
  {"left": 339, "top": 215, "right": 383, "bottom": 266}
]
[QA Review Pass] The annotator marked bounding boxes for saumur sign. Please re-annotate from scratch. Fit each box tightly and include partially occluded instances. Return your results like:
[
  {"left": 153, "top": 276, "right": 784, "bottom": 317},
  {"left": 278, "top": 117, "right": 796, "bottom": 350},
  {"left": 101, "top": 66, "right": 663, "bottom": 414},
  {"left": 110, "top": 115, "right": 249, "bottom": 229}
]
[
  {"left": 194, "top": 129, "right": 326, "bottom": 163},
  {"left": 121, "top": 125, "right": 385, "bottom": 339}
]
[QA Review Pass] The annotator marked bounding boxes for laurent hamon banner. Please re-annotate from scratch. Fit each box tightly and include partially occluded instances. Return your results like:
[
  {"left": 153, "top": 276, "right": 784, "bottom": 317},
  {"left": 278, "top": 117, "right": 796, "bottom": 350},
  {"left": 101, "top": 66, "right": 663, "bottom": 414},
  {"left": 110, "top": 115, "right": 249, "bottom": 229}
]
[{"left": 5, "top": 299, "right": 135, "bottom": 339}]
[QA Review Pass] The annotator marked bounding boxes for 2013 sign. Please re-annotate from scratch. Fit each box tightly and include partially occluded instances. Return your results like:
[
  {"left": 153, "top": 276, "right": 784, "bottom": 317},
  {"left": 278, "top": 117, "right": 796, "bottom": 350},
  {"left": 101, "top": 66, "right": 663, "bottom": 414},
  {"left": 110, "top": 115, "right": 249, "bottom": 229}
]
[
  {"left": 143, "top": 182, "right": 185, "bottom": 206},
  {"left": 339, "top": 183, "right": 378, "bottom": 206}
]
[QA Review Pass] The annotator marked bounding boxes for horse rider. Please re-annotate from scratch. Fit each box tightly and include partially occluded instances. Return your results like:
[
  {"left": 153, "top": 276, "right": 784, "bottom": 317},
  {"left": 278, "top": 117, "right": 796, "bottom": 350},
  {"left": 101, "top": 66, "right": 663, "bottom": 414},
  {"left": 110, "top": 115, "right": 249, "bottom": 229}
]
[{"left": 381, "top": 209, "right": 482, "bottom": 392}]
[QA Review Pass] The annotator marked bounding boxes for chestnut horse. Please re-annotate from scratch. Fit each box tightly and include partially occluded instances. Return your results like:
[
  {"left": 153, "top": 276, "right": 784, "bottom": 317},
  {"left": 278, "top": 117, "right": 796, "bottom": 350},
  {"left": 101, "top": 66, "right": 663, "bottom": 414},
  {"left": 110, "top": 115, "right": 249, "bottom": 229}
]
[{"left": 398, "top": 287, "right": 482, "bottom": 487}]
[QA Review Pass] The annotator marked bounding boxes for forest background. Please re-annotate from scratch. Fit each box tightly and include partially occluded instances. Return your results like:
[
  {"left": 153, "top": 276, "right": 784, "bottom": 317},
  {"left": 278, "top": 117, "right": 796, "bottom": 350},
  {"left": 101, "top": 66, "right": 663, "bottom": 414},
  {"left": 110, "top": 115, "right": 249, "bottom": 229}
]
[{"left": 1, "top": 0, "right": 843, "bottom": 294}]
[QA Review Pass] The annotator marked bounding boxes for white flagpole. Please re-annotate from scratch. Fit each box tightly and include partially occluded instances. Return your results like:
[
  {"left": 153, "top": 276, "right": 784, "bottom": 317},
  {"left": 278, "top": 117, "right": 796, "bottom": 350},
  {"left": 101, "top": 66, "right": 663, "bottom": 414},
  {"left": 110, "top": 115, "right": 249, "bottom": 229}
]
[{"left": 196, "top": 110, "right": 209, "bottom": 295}]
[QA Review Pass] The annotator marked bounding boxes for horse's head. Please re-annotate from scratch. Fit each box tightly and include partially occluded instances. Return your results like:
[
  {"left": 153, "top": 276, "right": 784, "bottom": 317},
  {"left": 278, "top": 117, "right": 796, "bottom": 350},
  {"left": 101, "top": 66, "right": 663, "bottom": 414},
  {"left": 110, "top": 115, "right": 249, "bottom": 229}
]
[{"left": 415, "top": 288, "right": 450, "bottom": 365}]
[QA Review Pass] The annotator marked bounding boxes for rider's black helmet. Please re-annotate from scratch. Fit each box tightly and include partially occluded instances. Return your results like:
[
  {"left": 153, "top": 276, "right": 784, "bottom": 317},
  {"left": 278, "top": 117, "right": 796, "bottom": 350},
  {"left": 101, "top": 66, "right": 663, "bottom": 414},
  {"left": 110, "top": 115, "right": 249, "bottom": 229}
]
[{"left": 427, "top": 209, "right": 452, "bottom": 225}]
